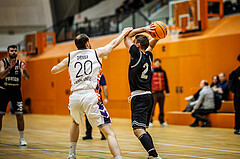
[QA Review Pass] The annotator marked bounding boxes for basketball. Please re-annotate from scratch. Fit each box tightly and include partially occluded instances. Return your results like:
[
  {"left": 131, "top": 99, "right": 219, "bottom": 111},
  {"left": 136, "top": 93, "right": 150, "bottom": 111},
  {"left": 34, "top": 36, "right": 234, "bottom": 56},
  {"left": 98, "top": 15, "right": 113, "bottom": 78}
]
[{"left": 150, "top": 21, "right": 168, "bottom": 40}]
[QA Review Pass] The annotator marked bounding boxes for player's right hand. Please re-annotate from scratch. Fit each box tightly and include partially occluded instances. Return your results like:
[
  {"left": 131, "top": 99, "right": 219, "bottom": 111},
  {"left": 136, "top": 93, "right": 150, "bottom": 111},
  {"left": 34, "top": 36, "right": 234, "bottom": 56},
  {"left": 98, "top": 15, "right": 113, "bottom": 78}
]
[
  {"left": 122, "top": 27, "right": 133, "bottom": 36},
  {"left": 10, "top": 59, "right": 17, "bottom": 68}
]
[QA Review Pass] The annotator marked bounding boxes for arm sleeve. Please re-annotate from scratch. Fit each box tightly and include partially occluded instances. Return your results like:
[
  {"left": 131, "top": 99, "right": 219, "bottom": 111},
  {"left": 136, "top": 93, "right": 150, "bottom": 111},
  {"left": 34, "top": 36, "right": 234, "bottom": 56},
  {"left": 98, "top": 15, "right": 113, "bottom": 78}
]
[
  {"left": 100, "top": 74, "right": 107, "bottom": 86},
  {"left": 164, "top": 71, "right": 170, "bottom": 93}
]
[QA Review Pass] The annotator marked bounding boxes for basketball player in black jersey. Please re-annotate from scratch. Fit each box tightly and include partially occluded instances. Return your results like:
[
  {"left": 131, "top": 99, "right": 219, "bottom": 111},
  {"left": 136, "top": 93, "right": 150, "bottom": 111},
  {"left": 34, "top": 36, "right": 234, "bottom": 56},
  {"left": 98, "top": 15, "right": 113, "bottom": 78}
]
[
  {"left": 0, "top": 45, "right": 30, "bottom": 146},
  {"left": 124, "top": 24, "right": 162, "bottom": 159}
]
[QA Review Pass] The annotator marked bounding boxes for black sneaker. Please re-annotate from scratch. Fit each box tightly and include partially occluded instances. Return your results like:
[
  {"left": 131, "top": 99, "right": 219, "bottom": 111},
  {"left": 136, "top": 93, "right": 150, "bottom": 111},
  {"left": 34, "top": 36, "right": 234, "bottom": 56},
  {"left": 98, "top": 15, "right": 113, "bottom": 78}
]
[
  {"left": 82, "top": 135, "right": 93, "bottom": 140},
  {"left": 234, "top": 129, "right": 240, "bottom": 135},
  {"left": 190, "top": 123, "right": 199, "bottom": 127},
  {"left": 202, "top": 120, "right": 210, "bottom": 127},
  {"left": 101, "top": 135, "right": 106, "bottom": 140}
]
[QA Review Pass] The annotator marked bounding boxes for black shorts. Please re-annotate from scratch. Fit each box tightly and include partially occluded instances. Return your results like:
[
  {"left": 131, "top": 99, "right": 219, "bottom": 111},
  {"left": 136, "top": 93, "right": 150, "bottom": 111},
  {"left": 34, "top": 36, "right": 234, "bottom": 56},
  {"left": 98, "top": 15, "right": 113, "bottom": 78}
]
[
  {"left": 0, "top": 88, "right": 23, "bottom": 114},
  {"left": 131, "top": 93, "right": 154, "bottom": 129}
]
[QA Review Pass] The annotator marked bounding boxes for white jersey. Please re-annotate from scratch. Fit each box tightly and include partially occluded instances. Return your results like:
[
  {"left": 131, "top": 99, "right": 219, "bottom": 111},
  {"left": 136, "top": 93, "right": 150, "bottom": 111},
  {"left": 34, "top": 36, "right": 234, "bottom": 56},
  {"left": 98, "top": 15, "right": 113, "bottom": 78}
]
[{"left": 68, "top": 49, "right": 102, "bottom": 92}]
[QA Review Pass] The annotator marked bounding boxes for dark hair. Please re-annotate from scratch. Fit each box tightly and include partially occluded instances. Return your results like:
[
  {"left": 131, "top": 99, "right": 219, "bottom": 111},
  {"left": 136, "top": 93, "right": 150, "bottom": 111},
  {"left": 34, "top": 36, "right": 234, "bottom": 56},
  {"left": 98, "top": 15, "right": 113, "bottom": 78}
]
[
  {"left": 212, "top": 75, "right": 219, "bottom": 83},
  {"left": 7, "top": 45, "right": 17, "bottom": 52},
  {"left": 75, "top": 34, "right": 89, "bottom": 49},
  {"left": 135, "top": 35, "right": 149, "bottom": 50},
  {"left": 154, "top": 58, "right": 161, "bottom": 63},
  {"left": 204, "top": 81, "right": 209, "bottom": 86},
  {"left": 238, "top": 54, "right": 240, "bottom": 62}
]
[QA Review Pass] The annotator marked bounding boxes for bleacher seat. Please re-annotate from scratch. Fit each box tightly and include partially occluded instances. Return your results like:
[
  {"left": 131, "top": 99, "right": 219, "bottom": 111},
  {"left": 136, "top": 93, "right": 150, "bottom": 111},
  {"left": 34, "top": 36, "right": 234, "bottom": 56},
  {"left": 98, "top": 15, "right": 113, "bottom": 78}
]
[
  {"left": 166, "top": 101, "right": 235, "bottom": 128},
  {"left": 218, "top": 101, "right": 235, "bottom": 113}
]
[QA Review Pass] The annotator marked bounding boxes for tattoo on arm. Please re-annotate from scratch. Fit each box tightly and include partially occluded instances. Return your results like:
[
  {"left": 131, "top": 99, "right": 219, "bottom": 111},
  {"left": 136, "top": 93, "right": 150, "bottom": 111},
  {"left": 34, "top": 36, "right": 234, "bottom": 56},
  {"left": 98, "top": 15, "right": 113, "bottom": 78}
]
[
  {"left": 0, "top": 67, "right": 11, "bottom": 79},
  {"left": 23, "top": 69, "right": 30, "bottom": 80}
]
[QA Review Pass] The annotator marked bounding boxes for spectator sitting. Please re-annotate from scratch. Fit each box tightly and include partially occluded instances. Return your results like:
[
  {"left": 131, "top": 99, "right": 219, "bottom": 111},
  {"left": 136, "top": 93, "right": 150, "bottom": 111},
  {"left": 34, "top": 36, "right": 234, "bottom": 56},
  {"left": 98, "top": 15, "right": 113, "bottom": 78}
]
[
  {"left": 184, "top": 75, "right": 220, "bottom": 112},
  {"left": 210, "top": 75, "right": 220, "bottom": 88},
  {"left": 183, "top": 89, "right": 201, "bottom": 112},
  {"left": 217, "top": 72, "right": 229, "bottom": 100},
  {"left": 190, "top": 80, "right": 215, "bottom": 127}
]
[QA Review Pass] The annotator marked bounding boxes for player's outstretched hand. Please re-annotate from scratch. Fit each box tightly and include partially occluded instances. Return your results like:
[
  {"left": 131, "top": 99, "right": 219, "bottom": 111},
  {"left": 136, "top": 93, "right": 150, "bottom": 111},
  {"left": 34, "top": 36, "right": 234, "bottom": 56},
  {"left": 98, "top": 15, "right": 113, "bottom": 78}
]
[
  {"left": 10, "top": 59, "right": 17, "bottom": 68},
  {"left": 21, "top": 60, "right": 27, "bottom": 70},
  {"left": 122, "top": 27, "right": 133, "bottom": 36},
  {"left": 145, "top": 24, "right": 156, "bottom": 33}
]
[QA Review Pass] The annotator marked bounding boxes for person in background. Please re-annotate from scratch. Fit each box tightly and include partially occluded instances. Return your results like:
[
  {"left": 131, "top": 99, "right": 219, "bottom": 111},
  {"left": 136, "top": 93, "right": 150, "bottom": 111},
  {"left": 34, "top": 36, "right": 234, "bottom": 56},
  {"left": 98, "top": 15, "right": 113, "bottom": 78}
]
[
  {"left": 190, "top": 80, "right": 215, "bottom": 127},
  {"left": 210, "top": 75, "right": 220, "bottom": 88},
  {"left": 83, "top": 73, "right": 108, "bottom": 140},
  {"left": 149, "top": 58, "right": 169, "bottom": 127},
  {"left": 0, "top": 45, "right": 30, "bottom": 146},
  {"left": 230, "top": 54, "right": 240, "bottom": 135},
  {"left": 183, "top": 89, "right": 201, "bottom": 112},
  {"left": 217, "top": 72, "right": 229, "bottom": 100}
]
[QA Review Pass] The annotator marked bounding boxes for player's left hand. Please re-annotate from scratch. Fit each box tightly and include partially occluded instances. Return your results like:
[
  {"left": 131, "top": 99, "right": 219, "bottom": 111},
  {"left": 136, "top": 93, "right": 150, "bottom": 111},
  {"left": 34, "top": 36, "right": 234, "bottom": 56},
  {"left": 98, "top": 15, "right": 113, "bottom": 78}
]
[
  {"left": 21, "top": 60, "right": 27, "bottom": 70},
  {"left": 145, "top": 24, "right": 156, "bottom": 33},
  {"left": 122, "top": 27, "right": 133, "bottom": 36},
  {"left": 103, "top": 98, "right": 108, "bottom": 105},
  {"left": 166, "top": 93, "right": 170, "bottom": 97}
]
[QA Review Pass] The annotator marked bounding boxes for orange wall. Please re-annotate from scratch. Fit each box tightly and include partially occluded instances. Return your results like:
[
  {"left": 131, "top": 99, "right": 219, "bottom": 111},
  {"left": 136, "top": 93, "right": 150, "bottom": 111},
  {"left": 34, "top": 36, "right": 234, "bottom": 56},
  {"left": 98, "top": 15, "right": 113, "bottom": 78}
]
[{"left": 21, "top": 15, "right": 240, "bottom": 120}]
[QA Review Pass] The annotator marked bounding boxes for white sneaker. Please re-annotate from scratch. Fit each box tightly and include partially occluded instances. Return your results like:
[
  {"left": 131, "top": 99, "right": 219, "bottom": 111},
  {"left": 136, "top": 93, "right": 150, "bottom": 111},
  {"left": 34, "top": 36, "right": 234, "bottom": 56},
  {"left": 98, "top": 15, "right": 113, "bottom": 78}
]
[
  {"left": 161, "top": 122, "right": 168, "bottom": 127},
  {"left": 19, "top": 138, "right": 27, "bottom": 146},
  {"left": 190, "top": 101, "right": 197, "bottom": 106},
  {"left": 149, "top": 122, "right": 153, "bottom": 127},
  {"left": 148, "top": 156, "right": 162, "bottom": 159},
  {"left": 185, "top": 95, "right": 193, "bottom": 101},
  {"left": 67, "top": 154, "right": 76, "bottom": 159}
]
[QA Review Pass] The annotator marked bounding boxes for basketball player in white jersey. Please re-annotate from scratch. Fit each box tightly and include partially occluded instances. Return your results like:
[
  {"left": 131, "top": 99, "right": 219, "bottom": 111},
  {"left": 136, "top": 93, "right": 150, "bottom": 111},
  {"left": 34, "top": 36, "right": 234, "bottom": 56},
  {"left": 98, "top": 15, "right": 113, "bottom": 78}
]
[{"left": 51, "top": 27, "right": 132, "bottom": 159}]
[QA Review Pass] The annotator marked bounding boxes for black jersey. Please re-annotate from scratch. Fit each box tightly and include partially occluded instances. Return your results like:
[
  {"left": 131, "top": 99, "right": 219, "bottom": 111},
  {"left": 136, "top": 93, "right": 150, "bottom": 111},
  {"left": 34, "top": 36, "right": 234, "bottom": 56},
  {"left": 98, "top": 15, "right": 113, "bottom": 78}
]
[
  {"left": 0, "top": 58, "right": 21, "bottom": 89},
  {"left": 128, "top": 45, "right": 153, "bottom": 92}
]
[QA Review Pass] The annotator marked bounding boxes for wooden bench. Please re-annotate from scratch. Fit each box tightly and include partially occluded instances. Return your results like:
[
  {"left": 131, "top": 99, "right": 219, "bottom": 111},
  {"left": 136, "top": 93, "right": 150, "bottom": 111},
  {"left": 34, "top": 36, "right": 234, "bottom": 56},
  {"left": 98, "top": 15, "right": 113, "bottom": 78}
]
[
  {"left": 166, "top": 111, "right": 234, "bottom": 128},
  {"left": 217, "top": 101, "right": 234, "bottom": 113}
]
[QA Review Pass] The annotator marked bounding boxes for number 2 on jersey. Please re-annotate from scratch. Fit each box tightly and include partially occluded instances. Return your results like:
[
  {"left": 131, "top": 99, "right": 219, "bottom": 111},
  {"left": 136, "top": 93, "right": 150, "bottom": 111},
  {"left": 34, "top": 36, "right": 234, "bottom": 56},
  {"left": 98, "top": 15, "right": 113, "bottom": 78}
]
[
  {"left": 74, "top": 60, "right": 93, "bottom": 78},
  {"left": 141, "top": 63, "right": 149, "bottom": 79}
]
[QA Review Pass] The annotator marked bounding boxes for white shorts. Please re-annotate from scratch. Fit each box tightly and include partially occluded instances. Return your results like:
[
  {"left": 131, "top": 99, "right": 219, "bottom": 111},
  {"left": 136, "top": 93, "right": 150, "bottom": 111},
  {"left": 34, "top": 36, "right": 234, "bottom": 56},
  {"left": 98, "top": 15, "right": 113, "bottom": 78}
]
[{"left": 68, "top": 89, "right": 111, "bottom": 127}]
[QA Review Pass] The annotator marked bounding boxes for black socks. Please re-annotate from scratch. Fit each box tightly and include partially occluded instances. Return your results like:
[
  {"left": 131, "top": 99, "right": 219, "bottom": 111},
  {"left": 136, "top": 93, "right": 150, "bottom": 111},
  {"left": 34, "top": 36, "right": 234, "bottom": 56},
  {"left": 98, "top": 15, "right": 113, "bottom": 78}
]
[{"left": 139, "top": 132, "right": 158, "bottom": 157}]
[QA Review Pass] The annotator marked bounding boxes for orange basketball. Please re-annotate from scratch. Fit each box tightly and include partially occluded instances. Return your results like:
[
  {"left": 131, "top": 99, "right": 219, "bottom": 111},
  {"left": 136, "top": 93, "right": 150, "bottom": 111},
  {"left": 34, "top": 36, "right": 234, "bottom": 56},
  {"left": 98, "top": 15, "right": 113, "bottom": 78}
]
[{"left": 150, "top": 21, "right": 168, "bottom": 40}]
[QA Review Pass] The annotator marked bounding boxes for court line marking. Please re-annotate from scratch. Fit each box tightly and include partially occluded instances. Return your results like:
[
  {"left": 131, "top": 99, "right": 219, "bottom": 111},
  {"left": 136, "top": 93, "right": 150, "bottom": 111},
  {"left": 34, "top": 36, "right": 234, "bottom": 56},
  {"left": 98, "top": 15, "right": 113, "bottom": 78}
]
[
  {"left": 0, "top": 148, "right": 215, "bottom": 159},
  {"left": 4, "top": 128, "right": 240, "bottom": 154}
]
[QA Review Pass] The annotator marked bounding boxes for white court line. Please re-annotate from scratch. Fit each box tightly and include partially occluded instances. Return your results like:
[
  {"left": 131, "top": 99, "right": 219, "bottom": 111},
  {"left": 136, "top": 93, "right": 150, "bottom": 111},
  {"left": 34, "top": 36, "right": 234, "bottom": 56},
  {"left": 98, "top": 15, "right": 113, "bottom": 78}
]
[
  {"left": 0, "top": 148, "right": 214, "bottom": 159},
  {"left": 117, "top": 138, "right": 240, "bottom": 154},
  {"left": 5, "top": 128, "right": 240, "bottom": 154}
]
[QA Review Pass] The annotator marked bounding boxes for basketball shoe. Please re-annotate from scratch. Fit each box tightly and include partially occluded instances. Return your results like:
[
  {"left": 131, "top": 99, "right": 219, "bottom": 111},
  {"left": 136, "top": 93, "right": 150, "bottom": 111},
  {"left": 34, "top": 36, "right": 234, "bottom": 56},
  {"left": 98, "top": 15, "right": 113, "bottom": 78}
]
[
  {"left": 148, "top": 156, "right": 162, "bottom": 159},
  {"left": 67, "top": 154, "right": 76, "bottom": 159},
  {"left": 19, "top": 138, "right": 27, "bottom": 146}
]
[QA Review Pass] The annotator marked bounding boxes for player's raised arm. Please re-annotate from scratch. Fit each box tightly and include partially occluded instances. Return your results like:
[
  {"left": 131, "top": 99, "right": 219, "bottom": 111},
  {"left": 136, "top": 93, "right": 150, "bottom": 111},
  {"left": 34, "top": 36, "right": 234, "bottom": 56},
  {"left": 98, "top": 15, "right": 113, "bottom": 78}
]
[
  {"left": 124, "top": 24, "right": 155, "bottom": 51},
  {"left": 0, "top": 59, "right": 17, "bottom": 79},
  {"left": 20, "top": 60, "right": 30, "bottom": 80},
  {"left": 95, "top": 27, "right": 133, "bottom": 58},
  {"left": 51, "top": 57, "right": 68, "bottom": 74},
  {"left": 146, "top": 38, "right": 159, "bottom": 52}
]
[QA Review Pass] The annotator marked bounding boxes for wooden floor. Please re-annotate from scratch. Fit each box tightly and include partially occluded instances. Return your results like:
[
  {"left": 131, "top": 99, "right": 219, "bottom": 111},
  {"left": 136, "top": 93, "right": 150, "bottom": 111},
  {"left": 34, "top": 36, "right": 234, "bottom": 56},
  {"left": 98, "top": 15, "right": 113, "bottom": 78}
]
[{"left": 0, "top": 114, "right": 240, "bottom": 159}]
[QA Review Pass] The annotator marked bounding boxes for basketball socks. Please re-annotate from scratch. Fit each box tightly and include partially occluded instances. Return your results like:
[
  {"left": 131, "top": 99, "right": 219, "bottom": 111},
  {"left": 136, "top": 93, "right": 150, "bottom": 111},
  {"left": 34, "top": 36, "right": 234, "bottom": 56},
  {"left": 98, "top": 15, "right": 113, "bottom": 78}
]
[
  {"left": 19, "top": 131, "right": 24, "bottom": 139},
  {"left": 139, "top": 132, "right": 158, "bottom": 157},
  {"left": 70, "top": 142, "right": 77, "bottom": 155},
  {"left": 114, "top": 156, "right": 122, "bottom": 159}
]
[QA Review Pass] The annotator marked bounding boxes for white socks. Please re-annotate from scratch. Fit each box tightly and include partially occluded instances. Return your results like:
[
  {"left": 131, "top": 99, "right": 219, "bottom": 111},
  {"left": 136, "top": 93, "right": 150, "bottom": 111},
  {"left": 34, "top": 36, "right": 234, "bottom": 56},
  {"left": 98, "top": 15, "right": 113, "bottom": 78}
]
[
  {"left": 70, "top": 142, "right": 77, "bottom": 155},
  {"left": 19, "top": 131, "right": 24, "bottom": 139},
  {"left": 114, "top": 156, "right": 122, "bottom": 159}
]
